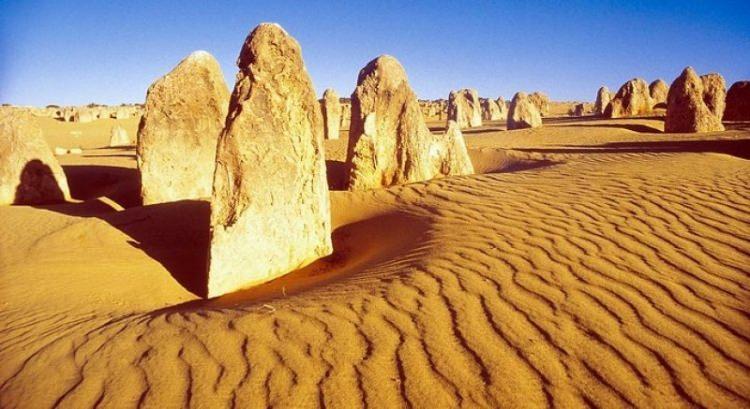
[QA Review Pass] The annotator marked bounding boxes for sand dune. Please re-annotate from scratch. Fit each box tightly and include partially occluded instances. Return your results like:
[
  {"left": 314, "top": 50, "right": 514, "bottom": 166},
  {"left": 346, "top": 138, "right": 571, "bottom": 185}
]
[{"left": 1, "top": 116, "right": 749, "bottom": 407}]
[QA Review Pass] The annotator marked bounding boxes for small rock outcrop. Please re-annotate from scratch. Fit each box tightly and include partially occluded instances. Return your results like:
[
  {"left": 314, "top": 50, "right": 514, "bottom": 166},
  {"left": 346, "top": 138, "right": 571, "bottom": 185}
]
[
  {"left": 447, "top": 89, "right": 482, "bottom": 128},
  {"left": 321, "top": 88, "right": 341, "bottom": 140},
  {"left": 573, "top": 103, "right": 585, "bottom": 117},
  {"left": 109, "top": 125, "right": 130, "bottom": 147},
  {"left": 665, "top": 67, "right": 724, "bottom": 133},
  {"left": 649, "top": 79, "right": 669, "bottom": 106},
  {"left": 346, "top": 55, "right": 473, "bottom": 191},
  {"left": 700, "top": 73, "right": 726, "bottom": 119},
  {"left": 0, "top": 109, "right": 70, "bottom": 205},
  {"left": 507, "top": 92, "right": 542, "bottom": 129},
  {"left": 136, "top": 50, "right": 230, "bottom": 205},
  {"left": 496, "top": 97, "right": 508, "bottom": 118},
  {"left": 724, "top": 81, "right": 750, "bottom": 121},
  {"left": 594, "top": 86, "right": 612, "bottom": 115},
  {"left": 528, "top": 92, "right": 550, "bottom": 117},
  {"left": 481, "top": 99, "right": 502, "bottom": 121},
  {"left": 606, "top": 78, "right": 653, "bottom": 118},
  {"left": 208, "top": 23, "right": 332, "bottom": 297}
]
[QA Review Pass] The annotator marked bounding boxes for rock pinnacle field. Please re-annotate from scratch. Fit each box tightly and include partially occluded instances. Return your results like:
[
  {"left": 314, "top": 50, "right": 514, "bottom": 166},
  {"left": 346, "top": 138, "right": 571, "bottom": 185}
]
[{"left": 1, "top": 2, "right": 749, "bottom": 408}]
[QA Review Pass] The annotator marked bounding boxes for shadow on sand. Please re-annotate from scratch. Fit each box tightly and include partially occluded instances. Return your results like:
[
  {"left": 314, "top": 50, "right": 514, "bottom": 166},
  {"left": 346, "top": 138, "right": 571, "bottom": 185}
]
[{"left": 512, "top": 138, "right": 750, "bottom": 160}]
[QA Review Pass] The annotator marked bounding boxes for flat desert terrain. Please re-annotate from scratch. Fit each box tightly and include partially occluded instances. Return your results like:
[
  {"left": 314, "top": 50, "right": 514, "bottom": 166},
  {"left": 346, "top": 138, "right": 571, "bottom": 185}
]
[{"left": 1, "top": 115, "right": 749, "bottom": 408}]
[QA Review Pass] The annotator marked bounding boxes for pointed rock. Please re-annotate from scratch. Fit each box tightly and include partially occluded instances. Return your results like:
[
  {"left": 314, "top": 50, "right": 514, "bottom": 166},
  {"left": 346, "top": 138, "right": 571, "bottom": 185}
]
[
  {"left": 507, "top": 92, "right": 542, "bottom": 129},
  {"left": 137, "top": 50, "right": 230, "bottom": 205},
  {"left": 606, "top": 78, "right": 653, "bottom": 118},
  {"left": 208, "top": 23, "right": 332, "bottom": 297},
  {"left": 448, "top": 89, "right": 483, "bottom": 128},
  {"left": 665, "top": 67, "right": 724, "bottom": 133},
  {"left": 594, "top": 86, "right": 612, "bottom": 116},
  {"left": 321, "top": 88, "right": 341, "bottom": 140},
  {"left": 346, "top": 55, "right": 473, "bottom": 191}
]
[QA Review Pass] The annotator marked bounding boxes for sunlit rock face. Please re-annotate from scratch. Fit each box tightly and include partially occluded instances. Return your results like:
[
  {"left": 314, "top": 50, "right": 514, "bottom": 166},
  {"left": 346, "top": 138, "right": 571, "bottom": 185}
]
[
  {"left": 507, "top": 92, "right": 542, "bottom": 129},
  {"left": 448, "top": 88, "right": 483, "bottom": 128},
  {"left": 665, "top": 67, "right": 724, "bottom": 133},
  {"left": 346, "top": 55, "right": 473, "bottom": 191},
  {"left": 321, "top": 88, "right": 341, "bottom": 140},
  {"left": 208, "top": 23, "right": 333, "bottom": 297},
  {"left": 0, "top": 108, "right": 70, "bottom": 205},
  {"left": 137, "top": 50, "right": 230, "bottom": 205},
  {"left": 606, "top": 78, "right": 653, "bottom": 118}
]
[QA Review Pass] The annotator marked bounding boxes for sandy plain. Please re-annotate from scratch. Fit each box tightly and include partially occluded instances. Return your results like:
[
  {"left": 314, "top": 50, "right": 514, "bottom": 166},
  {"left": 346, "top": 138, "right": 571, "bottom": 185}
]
[{"left": 0, "top": 113, "right": 748, "bottom": 408}]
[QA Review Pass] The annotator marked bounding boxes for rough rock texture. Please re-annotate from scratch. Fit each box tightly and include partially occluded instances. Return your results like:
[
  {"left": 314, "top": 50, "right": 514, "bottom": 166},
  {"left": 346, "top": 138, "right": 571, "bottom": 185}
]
[
  {"left": 724, "top": 81, "right": 750, "bottom": 121},
  {"left": 700, "top": 73, "right": 726, "bottom": 119},
  {"left": 649, "top": 79, "right": 669, "bottom": 106},
  {"left": 346, "top": 55, "right": 473, "bottom": 191},
  {"left": 109, "top": 125, "right": 130, "bottom": 147},
  {"left": 528, "top": 92, "right": 550, "bottom": 117},
  {"left": 447, "top": 89, "right": 482, "bottom": 128},
  {"left": 595, "top": 87, "right": 612, "bottom": 116},
  {"left": 136, "top": 50, "right": 230, "bottom": 205},
  {"left": 507, "top": 92, "right": 542, "bottom": 129},
  {"left": 321, "top": 88, "right": 341, "bottom": 140},
  {"left": 665, "top": 67, "right": 724, "bottom": 133},
  {"left": 208, "top": 23, "right": 332, "bottom": 298},
  {"left": 0, "top": 109, "right": 70, "bottom": 205},
  {"left": 481, "top": 99, "right": 502, "bottom": 121},
  {"left": 606, "top": 78, "right": 653, "bottom": 118}
]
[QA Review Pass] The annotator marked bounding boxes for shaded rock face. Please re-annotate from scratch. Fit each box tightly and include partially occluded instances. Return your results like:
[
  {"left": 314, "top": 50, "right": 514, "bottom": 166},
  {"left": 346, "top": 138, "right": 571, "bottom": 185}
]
[
  {"left": 573, "top": 103, "right": 585, "bottom": 116},
  {"left": 496, "top": 97, "right": 508, "bottom": 118},
  {"left": 700, "top": 73, "right": 726, "bottom": 119},
  {"left": 594, "top": 86, "right": 611, "bottom": 115},
  {"left": 340, "top": 102, "right": 352, "bottom": 130},
  {"left": 649, "top": 79, "right": 669, "bottom": 106},
  {"left": 724, "top": 81, "right": 750, "bottom": 121},
  {"left": 109, "top": 125, "right": 130, "bottom": 147},
  {"left": 528, "top": 92, "right": 550, "bottom": 117},
  {"left": 665, "top": 67, "right": 724, "bottom": 133},
  {"left": 321, "top": 88, "right": 341, "bottom": 140},
  {"left": 346, "top": 55, "right": 473, "bottom": 191},
  {"left": 0, "top": 109, "right": 70, "bottom": 205},
  {"left": 481, "top": 99, "right": 502, "bottom": 120},
  {"left": 74, "top": 108, "right": 95, "bottom": 123},
  {"left": 447, "top": 89, "right": 482, "bottom": 128},
  {"left": 209, "top": 23, "right": 332, "bottom": 298},
  {"left": 136, "top": 50, "right": 230, "bottom": 205},
  {"left": 507, "top": 92, "right": 542, "bottom": 129},
  {"left": 606, "top": 78, "right": 653, "bottom": 118}
]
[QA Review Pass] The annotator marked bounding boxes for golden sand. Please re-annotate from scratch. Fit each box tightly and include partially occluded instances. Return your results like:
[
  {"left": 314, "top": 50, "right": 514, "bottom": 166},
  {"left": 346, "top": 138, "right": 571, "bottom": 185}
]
[{"left": 0, "top": 116, "right": 748, "bottom": 407}]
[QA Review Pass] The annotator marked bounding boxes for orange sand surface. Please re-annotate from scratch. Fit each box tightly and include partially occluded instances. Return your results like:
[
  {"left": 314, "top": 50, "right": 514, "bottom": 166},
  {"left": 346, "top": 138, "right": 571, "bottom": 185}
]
[{"left": 1, "top": 116, "right": 749, "bottom": 408}]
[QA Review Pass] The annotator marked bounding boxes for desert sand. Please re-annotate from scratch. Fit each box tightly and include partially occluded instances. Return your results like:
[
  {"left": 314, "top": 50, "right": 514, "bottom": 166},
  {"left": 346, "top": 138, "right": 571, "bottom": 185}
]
[{"left": 1, "top": 111, "right": 748, "bottom": 408}]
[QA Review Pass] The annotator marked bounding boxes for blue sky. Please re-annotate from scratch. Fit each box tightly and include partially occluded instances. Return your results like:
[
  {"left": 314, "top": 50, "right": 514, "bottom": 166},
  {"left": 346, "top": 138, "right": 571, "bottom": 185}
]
[{"left": 1, "top": 0, "right": 748, "bottom": 106}]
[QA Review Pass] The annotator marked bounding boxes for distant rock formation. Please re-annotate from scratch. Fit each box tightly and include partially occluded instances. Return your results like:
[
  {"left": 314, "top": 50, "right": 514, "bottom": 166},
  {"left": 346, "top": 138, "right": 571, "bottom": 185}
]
[
  {"left": 481, "top": 99, "right": 502, "bottom": 120},
  {"left": 528, "top": 92, "right": 550, "bottom": 117},
  {"left": 496, "top": 97, "right": 508, "bottom": 119},
  {"left": 649, "top": 79, "right": 668, "bottom": 106},
  {"left": 109, "top": 125, "right": 130, "bottom": 147},
  {"left": 136, "top": 50, "right": 230, "bottom": 205},
  {"left": 321, "top": 88, "right": 341, "bottom": 140},
  {"left": 0, "top": 109, "right": 70, "bottom": 205},
  {"left": 507, "top": 92, "right": 542, "bottom": 129},
  {"left": 594, "top": 86, "right": 612, "bottom": 115},
  {"left": 340, "top": 101, "right": 352, "bottom": 130},
  {"left": 346, "top": 55, "right": 473, "bottom": 190},
  {"left": 665, "top": 67, "right": 724, "bottom": 133},
  {"left": 700, "top": 73, "right": 726, "bottom": 119},
  {"left": 447, "top": 89, "right": 482, "bottom": 128},
  {"left": 724, "top": 81, "right": 750, "bottom": 121},
  {"left": 573, "top": 103, "right": 585, "bottom": 116},
  {"left": 606, "top": 78, "right": 653, "bottom": 118},
  {"left": 208, "top": 23, "right": 332, "bottom": 297}
]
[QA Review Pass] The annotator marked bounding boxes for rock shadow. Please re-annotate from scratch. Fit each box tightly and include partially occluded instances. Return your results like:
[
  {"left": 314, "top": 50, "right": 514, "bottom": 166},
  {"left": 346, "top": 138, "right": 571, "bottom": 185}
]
[
  {"left": 13, "top": 160, "right": 66, "bottom": 205},
  {"left": 148, "top": 211, "right": 432, "bottom": 313},
  {"left": 62, "top": 165, "right": 141, "bottom": 208},
  {"left": 513, "top": 138, "right": 750, "bottom": 159},
  {"left": 326, "top": 160, "right": 348, "bottom": 191}
]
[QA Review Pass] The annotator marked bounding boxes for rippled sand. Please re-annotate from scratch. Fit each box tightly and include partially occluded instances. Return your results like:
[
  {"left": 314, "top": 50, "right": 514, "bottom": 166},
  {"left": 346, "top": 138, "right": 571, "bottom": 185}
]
[{"left": 1, "top": 116, "right": 748, "bottom": 408}]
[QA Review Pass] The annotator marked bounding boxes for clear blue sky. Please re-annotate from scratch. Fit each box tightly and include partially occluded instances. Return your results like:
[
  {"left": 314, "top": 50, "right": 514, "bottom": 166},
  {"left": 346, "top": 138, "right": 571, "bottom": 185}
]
[{"left": 1, "top": 0, "right": 748, "bottom": 106}]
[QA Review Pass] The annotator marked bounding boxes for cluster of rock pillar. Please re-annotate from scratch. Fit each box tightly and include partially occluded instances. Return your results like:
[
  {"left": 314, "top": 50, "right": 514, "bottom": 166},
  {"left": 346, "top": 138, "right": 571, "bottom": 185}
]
[{"left": 134, "top": 23, "right": 473, "bottom": 297}]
